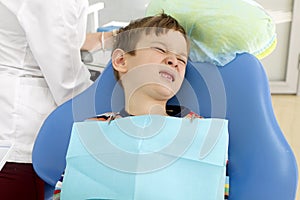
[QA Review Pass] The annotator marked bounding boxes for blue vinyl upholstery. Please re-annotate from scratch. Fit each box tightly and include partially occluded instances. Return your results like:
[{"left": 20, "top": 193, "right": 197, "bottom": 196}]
[{"left": 32, "top": 53, "right": 298, "bottom": 199}]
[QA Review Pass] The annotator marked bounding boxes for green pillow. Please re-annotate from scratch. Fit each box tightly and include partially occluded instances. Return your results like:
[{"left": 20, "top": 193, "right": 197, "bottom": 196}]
[{"left": 146, "top": 0, "right": 276, "bottom": 66}]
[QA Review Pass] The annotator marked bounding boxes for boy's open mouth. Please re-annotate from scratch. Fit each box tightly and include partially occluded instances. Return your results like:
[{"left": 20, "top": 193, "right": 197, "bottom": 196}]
[{"left": 159, "top": 71, "right": 174, "bottom": 82}]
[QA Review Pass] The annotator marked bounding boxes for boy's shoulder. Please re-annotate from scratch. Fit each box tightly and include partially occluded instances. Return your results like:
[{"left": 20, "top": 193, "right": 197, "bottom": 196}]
[
  {"left": 85, "top": 109, "right": 203, "bottom": 122},
  {"left": 184, "top": 111, "right": 203, "bottom": 120},
  {"left": 85, "top": 112, "right": 122, "bottom": 122}
]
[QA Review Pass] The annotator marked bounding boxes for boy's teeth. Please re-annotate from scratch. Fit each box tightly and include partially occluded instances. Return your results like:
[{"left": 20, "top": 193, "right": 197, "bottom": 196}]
[{"left": 160, "top": 72, "right": 173, "bottom": 82}]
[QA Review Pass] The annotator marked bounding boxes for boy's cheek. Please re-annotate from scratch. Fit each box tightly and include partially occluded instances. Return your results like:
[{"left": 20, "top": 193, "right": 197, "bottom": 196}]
[{"left": 121, "top": 64, "right": 182, "bottom": 93}]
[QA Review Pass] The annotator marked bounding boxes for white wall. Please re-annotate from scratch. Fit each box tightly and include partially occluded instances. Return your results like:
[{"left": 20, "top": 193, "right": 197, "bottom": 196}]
[{"left": 97, "top": 0, "right": 150, "bottom": 26}]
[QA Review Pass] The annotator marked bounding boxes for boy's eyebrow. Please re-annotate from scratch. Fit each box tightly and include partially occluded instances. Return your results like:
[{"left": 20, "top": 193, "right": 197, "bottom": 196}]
[
  {"left": 178, "top": 52, "right": 188, "bottom": 58},
  {"left": 174, "top": 51, "right": 188, "bottom": 59},
  {"left": 151, "top": 41, "right": 188, "bottom": 58}
]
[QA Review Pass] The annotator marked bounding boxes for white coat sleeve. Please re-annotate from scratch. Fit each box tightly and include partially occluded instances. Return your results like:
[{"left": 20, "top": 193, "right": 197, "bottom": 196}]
[{"left": 14, "top": 0, "right": 92, "bottom": 105}]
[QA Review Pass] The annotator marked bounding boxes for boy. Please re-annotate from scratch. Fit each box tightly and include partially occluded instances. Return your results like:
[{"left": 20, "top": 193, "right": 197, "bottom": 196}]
[
  {"left": 54, "top": 13, "right": 229, "bottom": 199},
  {"left": 107, "top": 13, "right": 197, "bottom": 119}
]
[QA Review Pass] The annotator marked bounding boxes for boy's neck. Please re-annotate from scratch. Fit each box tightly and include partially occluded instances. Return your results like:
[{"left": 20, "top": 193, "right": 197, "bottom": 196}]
[{"left": 125, "top": 97, "right": 168, "bottom": 116}]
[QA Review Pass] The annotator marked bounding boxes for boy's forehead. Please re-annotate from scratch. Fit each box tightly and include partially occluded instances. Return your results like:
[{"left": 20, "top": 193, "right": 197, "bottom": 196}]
[{"left": 136, "top": 30, "right": 188, "bottom": 55}]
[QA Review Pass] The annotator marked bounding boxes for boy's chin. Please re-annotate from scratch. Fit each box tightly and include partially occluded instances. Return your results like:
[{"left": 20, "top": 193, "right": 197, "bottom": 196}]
[{"left": 150, "top": 84, "right": 178, "bottom": 101}]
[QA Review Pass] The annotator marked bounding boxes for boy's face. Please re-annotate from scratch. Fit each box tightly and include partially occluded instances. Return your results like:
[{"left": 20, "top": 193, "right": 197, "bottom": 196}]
[{"left": 114, "top": 29, "right": 188, "bottom": 101}]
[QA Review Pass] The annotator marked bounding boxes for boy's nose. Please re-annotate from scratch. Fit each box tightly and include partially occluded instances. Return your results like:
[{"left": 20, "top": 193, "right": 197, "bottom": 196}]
[{"left": 165, "top": 54, "right": 178, "bottom": 68}]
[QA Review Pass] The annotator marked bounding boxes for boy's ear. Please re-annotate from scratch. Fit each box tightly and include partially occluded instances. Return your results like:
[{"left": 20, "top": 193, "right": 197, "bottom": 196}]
[{"left": 112, "top": 49, "right": 127, "bottom": 73}]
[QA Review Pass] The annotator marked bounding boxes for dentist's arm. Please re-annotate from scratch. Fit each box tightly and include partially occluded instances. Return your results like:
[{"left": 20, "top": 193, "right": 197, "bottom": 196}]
[
  {"left": 81, "top": 32, "right": 114, "bottom": 52},
  {"left": 17, "top": 0, "right": 93, "bottom": 105}
]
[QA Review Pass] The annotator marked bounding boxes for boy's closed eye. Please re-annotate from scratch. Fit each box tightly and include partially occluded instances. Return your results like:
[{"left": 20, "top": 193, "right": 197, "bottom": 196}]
[
  {"left": 151, "top": 46, "right": 187, "bottom": 65},
  {"left": 151, "top": 46, "right": 167, "bottom": 53},
  {"left": 176, "top": 55, "right": 187, "bottom": 65}
]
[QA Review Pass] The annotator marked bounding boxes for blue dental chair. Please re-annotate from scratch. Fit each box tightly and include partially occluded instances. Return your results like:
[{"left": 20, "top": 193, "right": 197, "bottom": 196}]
[{"left": 32, "top": 53, "right": 298, "bottom": 200}]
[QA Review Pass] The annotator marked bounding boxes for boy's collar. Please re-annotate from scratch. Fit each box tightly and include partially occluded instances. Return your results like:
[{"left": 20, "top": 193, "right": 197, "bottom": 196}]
[{"left": 119, "top": 105, "right": 191, "bottom": 118}]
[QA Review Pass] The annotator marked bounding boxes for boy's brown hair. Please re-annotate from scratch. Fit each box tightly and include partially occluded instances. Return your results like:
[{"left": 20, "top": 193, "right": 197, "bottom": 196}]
[{"left": 112, "top": 13, "right": 189, "bottom": 81}]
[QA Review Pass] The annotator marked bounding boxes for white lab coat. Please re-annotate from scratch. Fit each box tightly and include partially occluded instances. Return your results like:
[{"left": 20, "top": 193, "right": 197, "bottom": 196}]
[{"left": 0, "top": 0, "right": 93, "bottom": 163}]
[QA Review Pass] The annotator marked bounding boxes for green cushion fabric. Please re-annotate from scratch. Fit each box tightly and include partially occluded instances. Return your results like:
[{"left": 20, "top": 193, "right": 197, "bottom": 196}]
[{"left": 146, "top": 0, "right": 276, "bottom": 66}]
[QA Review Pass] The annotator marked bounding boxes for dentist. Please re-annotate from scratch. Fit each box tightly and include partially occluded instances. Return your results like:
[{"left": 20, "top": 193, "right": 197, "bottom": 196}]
[{"left": 0, "top": 0, "right": 109, "bottom": 199}]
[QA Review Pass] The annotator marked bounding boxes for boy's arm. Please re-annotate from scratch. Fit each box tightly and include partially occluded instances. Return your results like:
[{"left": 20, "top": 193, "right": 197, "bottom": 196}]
[{"left": 53, "top": 174, "right": 64, "bottom": 200}]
